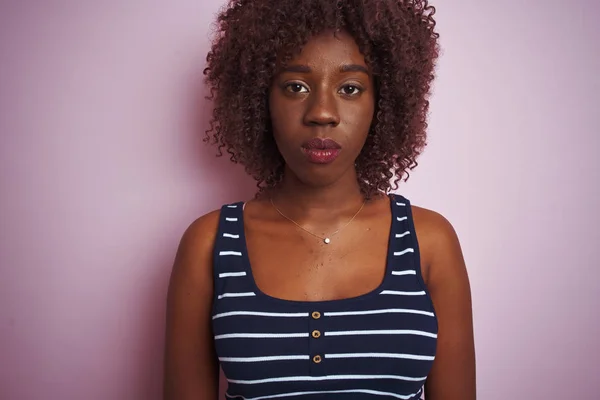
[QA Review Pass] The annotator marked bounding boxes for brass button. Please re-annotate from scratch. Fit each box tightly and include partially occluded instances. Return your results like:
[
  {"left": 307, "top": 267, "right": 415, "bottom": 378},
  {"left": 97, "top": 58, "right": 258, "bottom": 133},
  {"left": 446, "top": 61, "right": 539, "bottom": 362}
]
[
  {"left": 311, "top": 311, "right": 321, "bottom": 319},
  {"left": 311, "top": 330, "right": 321, "bottom": 339},
  {"left": 312, "top": 355, "right": 322, "bottom": 364}
]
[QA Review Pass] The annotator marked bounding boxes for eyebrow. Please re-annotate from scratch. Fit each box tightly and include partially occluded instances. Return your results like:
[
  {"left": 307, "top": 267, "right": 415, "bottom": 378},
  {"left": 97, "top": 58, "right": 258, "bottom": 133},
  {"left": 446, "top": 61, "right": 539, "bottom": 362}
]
[
  {"left": 280, "top": 64, "right": 370, "bottom": 75},
  {"left": 339, "top": 64, "right": 369, "bottom": 74}
]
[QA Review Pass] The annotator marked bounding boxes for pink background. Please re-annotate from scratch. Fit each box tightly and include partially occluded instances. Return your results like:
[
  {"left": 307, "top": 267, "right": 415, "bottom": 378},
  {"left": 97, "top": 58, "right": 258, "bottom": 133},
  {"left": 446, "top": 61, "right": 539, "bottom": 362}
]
[{"left": 1, "top": 1, "right": 599, "bottom": 399}]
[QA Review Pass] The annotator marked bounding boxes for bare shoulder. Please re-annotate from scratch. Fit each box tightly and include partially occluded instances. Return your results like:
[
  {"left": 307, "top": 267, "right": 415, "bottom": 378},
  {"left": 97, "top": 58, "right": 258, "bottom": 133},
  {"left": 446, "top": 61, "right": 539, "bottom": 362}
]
[
  {"left": 177, "top": 209, "right": 222, "bottom": 259},
  {"left": 163, "top": 208, "right": 223, "bottom": 399},
  {"left": 411, "top": 205, "right": 459, "bottom": 245},
  {"left": 410, "top": 204, "right": 476, "bottom": 399},
  {"left": 410, "top": 205, "right": 463, "bottom": 282},
  {"left": 167, "top": 208, "right": 223, "bottom": 302}
]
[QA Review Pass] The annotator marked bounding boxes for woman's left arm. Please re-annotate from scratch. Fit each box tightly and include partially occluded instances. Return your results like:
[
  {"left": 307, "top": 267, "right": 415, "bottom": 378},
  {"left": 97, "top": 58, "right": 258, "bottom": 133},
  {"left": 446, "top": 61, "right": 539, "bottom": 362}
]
[{"left": 415, "top": 208, "right": 476, "bottom": 400}]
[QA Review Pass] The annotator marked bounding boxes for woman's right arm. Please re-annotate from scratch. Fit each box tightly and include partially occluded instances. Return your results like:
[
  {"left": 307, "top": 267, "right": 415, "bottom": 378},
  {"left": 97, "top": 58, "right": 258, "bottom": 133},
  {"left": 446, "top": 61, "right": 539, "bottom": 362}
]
[{"left": 163, "top": 211, "right": 221, "bottom": 400}]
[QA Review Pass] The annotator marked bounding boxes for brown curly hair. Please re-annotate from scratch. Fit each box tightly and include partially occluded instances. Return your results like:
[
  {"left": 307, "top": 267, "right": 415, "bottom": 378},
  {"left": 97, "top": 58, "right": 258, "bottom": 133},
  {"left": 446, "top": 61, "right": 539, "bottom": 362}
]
[{"left": 203, "top": 0, "right": 440, "bottom": 198}]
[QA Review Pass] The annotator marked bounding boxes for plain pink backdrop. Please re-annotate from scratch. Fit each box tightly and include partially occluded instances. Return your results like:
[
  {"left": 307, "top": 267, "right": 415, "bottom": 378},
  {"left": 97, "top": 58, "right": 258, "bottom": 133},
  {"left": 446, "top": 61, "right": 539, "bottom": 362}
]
[{"left": 1, "top": 1, "right": 599, "bottom": 399}]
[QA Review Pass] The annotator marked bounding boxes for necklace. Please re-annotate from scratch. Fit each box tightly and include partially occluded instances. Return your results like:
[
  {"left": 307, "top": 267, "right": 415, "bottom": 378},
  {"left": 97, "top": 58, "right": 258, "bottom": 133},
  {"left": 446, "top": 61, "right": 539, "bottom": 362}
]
[{"left": 269, "top": 196, "right": 366, "bottom": 244}]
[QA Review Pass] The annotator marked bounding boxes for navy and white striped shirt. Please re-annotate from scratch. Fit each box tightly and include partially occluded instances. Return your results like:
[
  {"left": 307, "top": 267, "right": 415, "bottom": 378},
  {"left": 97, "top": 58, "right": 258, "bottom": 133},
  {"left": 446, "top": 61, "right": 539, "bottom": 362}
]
[{"left": 212, "top": 195, "right": 438, "bottom": 399}]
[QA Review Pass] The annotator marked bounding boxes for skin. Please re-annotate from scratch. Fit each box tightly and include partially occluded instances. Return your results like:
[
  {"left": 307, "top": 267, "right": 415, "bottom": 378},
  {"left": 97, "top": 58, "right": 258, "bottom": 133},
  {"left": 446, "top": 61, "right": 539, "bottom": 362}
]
[{"left": 163, "top": 30, "right": 475, "bottom": 400}]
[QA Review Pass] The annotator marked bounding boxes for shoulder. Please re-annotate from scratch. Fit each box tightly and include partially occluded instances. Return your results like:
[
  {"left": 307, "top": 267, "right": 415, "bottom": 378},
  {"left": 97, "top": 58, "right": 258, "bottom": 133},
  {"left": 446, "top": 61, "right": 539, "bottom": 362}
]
[
  {"left": 170, "top": 207, "right": 227, "bottom": 284},
  {"left": 411, "top": 205, "right": 459, "bottom": 250},
  {"left": 409, "top": 204, "right": 464, "bottom": 284},
  {"left": 408, "top": 205, "right": 476, "bottom": 398},
  {"left": 178, "top": 209, "right": 222, "bottom": 257},
  {"left": 164, "top": 208, "right": 226, "bottom": 398},
  {"left": 166, "top": 208, "right": 224, "bottom": 317}
]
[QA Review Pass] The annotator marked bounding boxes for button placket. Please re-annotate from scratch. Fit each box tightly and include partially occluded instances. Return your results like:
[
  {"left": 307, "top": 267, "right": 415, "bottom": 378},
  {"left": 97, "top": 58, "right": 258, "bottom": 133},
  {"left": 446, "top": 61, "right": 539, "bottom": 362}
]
[{"left": 309, "top": 309, "right": 325, "bottom": 373}]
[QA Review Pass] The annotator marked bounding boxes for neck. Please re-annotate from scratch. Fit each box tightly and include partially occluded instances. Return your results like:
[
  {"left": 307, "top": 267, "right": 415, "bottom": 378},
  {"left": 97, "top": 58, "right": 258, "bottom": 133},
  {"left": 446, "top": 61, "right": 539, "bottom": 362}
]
[{"left": 268, "top": 167, "right": 365, "bottom": 222}]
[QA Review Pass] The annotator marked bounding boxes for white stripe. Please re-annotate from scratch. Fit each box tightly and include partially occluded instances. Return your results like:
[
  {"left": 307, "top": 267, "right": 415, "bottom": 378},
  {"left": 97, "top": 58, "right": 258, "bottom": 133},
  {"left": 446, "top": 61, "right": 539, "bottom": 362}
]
[
  {"left": 395, "top": 231, "right": 410, "bottom": 238},
  {"left": 325, "top": 352, "right": 435, "bottom": 361},
  {"left": 213, "top": 311, "right": 309, "bottom": 320},
  {"left": 218, "top": 272, "right": 247, "bottom": 278},
  {"left": 226, "top": 217, "right": 238, "bottom": 222},
  {"left": 391, "top": 270, "right": 416, "bottom": 276},
  {"left": 220, "top": 355, "right": 309, "bottom": 362},
  {"left": 394, "top": 248, "right": 414, "bottom": 256},
  {"left": 227, "top": 205, "right": 238, "bottom": 208},
  {"left": 223, "top": 233, "right": 240, "bottom": 239},
  {"left": 228, "top": 374, "right": 426, "bottom": 385},
  {"left": 215, "top": 332, "right": 309, "bottom": 339},
  {"left": 217, "top": 292, "right": 256, "bottom": 300},
  {"left": 225, "top": 388, "right": 422, "bottom": 400},
  {"left": 380, "top": 290, "right": 425, "bottom": 296},
  {"left": 219, "top": 251, "right": 243, "bottom": 256},
  {"left": 324, "top": 308, "right": 434, "bottom": 317},
  {"left": 396, "top": 216, "right": 408, "bottom": 222},
  {"left": 396, "top": 202, "right": 407, "bottom": 206},
  {"left": 324, "top": 329, "right": 437, "bottom": 339}
]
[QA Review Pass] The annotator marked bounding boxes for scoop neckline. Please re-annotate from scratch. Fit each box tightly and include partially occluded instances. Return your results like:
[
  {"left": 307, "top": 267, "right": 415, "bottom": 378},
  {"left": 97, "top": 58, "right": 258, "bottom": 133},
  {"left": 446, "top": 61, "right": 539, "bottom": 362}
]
[{"left": 237, "top": 194, "right": 398, "bottom": 307}]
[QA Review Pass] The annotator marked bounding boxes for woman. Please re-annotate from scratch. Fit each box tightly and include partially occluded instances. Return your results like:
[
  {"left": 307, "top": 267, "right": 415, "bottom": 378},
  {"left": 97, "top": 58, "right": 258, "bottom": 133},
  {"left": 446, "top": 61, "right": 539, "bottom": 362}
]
[{"left": 163, "top": 0, "right": 475, "bottom": 399}]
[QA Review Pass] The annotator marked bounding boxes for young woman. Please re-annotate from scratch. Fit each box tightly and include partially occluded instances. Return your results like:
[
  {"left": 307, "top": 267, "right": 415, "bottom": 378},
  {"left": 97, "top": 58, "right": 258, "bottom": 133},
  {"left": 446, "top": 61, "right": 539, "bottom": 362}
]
[{"left": 163, "top": 1, "right": 475, "bottom": 399}]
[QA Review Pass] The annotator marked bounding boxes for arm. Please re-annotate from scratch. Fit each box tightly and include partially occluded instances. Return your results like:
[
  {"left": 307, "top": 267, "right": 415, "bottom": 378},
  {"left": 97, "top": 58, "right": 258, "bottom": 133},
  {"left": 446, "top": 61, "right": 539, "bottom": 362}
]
[
  {"left": 163, "top": 211, "right": 221, "bottom": 400},
  {"left": 413, "top": 207, "right": 476, "bottom": 400}
]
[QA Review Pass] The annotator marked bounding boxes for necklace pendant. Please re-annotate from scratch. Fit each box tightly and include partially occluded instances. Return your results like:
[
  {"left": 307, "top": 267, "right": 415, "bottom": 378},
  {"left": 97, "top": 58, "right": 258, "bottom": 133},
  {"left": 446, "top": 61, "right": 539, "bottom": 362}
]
[{"left": 324, "top": 238, "right": 331, "bottom": 244}]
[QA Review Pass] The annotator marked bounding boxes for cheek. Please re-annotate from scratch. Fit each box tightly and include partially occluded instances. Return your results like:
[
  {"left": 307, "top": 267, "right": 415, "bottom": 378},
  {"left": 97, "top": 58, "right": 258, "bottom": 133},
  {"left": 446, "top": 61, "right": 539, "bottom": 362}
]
[
  {"left": 269, "top": 93, "right": 290, "bottom": 134},
  {"left": 343, "top": 100, "right": 375, "bottom": 135},
  {"left": 361, "top": 93, "right": 376, "bottom": 122},
  {"left": 269, "top": 98, "right": 304, "bottom": 151},
  {"left": 268, "top": 97, "right": 292, "bottom": 155}
]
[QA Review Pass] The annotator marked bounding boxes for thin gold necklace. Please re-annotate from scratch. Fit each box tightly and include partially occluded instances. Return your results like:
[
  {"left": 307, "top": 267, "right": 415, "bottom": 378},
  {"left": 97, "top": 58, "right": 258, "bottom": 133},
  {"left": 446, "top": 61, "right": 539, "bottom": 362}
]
[{"left": 269, "top": 197, "right": 366, "bottom": 244}]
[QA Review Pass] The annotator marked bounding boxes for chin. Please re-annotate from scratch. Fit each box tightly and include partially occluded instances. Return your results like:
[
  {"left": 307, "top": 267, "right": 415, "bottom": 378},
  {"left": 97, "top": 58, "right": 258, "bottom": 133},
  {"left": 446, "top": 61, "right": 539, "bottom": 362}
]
[{"left": 286, "top": 164, "right": 351, "bottom": 189}]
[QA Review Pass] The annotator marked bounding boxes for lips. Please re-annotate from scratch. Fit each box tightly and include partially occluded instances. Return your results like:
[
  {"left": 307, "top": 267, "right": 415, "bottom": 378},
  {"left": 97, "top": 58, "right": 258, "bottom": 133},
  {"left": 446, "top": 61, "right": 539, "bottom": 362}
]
[
  {"left": 301, "top": 137, "right": 341, "bottom": 164},
  {"left": 302, "top": 137, "right": 341, "bottom": 150}
]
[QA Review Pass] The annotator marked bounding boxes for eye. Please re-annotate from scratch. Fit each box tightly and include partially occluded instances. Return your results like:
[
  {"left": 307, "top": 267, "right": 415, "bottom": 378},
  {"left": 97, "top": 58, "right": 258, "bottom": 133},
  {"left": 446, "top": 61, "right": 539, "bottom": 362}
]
[
  {"left": 285, "top": 83, "right": 309, "bottom": 93},
  {"left": 339, "top": 84, "right": 362, "bottom": 96}
]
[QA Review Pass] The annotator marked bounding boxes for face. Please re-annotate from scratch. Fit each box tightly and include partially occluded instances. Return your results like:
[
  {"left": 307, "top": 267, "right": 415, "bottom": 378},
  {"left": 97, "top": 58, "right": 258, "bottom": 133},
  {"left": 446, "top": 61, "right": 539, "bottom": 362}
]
[{"left": 269, "top": 30, "right": 375, "bottom": 189}]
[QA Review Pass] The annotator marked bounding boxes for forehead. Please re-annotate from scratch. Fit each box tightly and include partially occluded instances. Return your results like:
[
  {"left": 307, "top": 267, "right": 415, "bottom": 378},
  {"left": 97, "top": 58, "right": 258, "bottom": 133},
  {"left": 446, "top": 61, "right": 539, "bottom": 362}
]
[{"left": 287, "top": 30, "right": 367, "bottom": 67}]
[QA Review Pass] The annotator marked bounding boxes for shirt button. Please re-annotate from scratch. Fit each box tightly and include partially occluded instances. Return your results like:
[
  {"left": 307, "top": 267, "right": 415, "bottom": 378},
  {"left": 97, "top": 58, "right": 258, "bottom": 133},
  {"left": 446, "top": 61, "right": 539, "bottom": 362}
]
[
  {"left": 312, "top": 355, "right": 322, "bottom": 364},
  {"left": 311, "top": 330, "right": 321, "bottom": 339},
  {"left": 311, "top": 311, "right": 321, "bottom": 319}
]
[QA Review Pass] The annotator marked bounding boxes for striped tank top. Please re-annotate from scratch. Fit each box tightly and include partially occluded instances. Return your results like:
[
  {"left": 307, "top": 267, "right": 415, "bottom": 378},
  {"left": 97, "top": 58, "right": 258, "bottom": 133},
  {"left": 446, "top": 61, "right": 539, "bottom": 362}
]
[{"left": 211, "top": 195, "right": 438, "bottom": 400}]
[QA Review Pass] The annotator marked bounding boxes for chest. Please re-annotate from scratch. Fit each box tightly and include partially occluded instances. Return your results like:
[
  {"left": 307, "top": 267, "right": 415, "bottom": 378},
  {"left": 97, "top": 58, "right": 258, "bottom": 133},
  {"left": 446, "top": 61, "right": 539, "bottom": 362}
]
[{"left": 244, "top": 214, "right": 391, "bottom": 302}]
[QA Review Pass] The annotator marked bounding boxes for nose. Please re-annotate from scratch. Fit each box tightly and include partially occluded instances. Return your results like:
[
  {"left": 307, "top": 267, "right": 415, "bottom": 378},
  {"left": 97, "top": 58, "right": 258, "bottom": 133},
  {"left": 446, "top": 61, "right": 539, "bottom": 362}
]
[{"left": 303, "top": 89, "right": 340, "bottom": 127}]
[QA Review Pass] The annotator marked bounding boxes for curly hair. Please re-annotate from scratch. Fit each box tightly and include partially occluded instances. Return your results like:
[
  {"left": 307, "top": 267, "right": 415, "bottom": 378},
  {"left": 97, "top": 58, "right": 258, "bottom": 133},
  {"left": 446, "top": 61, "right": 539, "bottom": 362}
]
[{"left": 203, "top": 0, "right": 440, "bottom": 198}]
